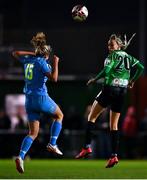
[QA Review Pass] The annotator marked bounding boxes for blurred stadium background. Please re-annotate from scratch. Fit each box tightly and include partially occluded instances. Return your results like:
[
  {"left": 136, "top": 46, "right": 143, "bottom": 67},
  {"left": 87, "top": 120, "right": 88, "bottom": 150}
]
[{"left": 0, "top": 0, "right": 147, "bottom": 165}]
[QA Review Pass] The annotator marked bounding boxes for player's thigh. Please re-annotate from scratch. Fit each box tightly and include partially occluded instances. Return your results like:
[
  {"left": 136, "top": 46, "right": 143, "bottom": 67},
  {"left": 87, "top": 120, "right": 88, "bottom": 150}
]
[
  {"left": 41, "top": 96, "right": 63, "bottom": 119},
  {"left": 88, "top": 100, "right": 105, "bottom": 122},
  {"left": 41, "top": 96, "right": 57, "bottom": 113},
  {"left": 110, "top": 87, "right": 127, "bottom": 113},
  {"left": 25, "top": 95, "right": 41, "bottom": 121},
  {"left": 95, "top": 87, "right": 111, "bottom": 109},
  {"left": 26, "top": 107, "right": 41, "bottom": 121}
]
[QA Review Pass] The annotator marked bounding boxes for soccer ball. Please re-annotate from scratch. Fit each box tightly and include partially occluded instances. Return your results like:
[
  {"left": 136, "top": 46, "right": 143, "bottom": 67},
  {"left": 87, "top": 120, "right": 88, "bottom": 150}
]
[{"left": 72, "top": 5, "right": 88, "bottom": 22}]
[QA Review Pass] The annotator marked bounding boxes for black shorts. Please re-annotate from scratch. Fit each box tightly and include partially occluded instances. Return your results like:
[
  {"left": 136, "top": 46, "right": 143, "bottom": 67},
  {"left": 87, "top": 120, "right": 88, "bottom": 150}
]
[{"left": 95, "top": 85, "right": 127, "bottom": 113}]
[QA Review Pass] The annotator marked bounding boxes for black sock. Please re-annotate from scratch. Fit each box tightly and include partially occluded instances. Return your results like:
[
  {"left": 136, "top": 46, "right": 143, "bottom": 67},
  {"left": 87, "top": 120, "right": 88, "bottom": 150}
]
[
  {"left": 84, "top": 121, "right": 95, "bottom": 148},
  {"left": 110, "top": 130, "right": 119, "bottom": 156}
]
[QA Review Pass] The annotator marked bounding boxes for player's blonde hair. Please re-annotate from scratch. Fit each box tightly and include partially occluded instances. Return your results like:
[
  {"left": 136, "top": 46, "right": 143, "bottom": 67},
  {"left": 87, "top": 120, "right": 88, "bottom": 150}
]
[
  {"left": 31, "top": 32, "right": 51, "bottom": 56},
  {"left": 109, "top": 33, "right": 136, "bottom": 50}
]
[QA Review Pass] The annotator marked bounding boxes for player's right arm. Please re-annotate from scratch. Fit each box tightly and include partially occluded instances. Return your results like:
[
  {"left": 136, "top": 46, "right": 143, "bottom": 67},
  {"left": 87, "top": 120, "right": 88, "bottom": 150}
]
[
  {"left": 87, "top": 55, "right": 115, "bottom": 85},
  {"left": 12, "top": 51, "right": 35, "bottom": 60},
  {"left": 45, "top": 55, "right": 59, "bottom": 82}
]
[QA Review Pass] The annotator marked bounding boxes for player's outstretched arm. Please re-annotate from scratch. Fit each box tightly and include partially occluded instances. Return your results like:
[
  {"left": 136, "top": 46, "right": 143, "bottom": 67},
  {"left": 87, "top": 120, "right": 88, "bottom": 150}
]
[
  {"left": 87, "top": 78, "right": 95, "bottom": 85},
  {"left": 87, "top": 69, "right": 106, "bottom": 86},
  {"left": 87, "top": 60, "right": 114, "bottom": 86},
  {"left": 12, "top": 51, "right": 35, "bottom": 60}
]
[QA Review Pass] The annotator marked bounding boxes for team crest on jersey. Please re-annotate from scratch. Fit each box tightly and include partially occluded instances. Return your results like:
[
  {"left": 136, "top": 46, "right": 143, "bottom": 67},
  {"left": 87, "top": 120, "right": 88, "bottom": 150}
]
[{"left": 104, "top": 58, "right": 111, "bottom": 66}]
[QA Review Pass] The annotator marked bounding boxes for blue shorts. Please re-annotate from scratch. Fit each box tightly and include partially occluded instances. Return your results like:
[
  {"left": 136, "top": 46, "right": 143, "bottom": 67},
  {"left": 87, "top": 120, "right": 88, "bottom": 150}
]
[{"left": 25, "top": 95, "right": 57, "bottom": 121}]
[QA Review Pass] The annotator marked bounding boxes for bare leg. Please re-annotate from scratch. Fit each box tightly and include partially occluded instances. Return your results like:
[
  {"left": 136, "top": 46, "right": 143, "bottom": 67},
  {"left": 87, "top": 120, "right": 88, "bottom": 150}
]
[
  {"left": 16, "top": 120, "right": 39, "bottom": 173},
  {"left": 19, "top": 120, "right": 40, "bottom": 159},
  {"left": 84, "top": 100, "right": 105, "bottom": 147},
  {"left": 88, "top": 100, "right": 105, "bottom": 122},
  {"left": 52, "top": 105, "right": 64, "bottom": 122},
  {"left": 47, "top": 105, "right": 64, "bottom": 155},
  {"left": 109, "top": 110, "right": 120, "bottom": 130},
  {"left": 28, "top": 120, "right": 40, "bottom": 139},
  {"left": 75, "top": 101, "right": 105, "bottom": 159}
]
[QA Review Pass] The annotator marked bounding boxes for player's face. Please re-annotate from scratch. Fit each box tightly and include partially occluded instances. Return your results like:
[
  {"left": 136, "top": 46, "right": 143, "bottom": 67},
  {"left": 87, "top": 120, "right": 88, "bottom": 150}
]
[{"left": 108, "top": 39, "right": 120, "bottom": 52}]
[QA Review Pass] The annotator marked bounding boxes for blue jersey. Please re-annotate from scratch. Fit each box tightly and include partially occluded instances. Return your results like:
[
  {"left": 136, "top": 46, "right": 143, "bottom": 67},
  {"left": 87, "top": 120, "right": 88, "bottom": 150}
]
[{"left": 20, "top": 55, "right": 52, "bottom": 95}]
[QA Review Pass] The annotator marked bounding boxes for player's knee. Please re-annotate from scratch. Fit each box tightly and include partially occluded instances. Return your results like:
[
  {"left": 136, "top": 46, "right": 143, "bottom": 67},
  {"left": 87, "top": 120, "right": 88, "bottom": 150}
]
[
  {"left": 29, "top": 131, "right": 38, "bottom": 140},
  {"left": 88, "top": 113, "right": 96, "bottom": 123},
  {"left": 31, "top": 134, "right": 38, "bottom": 140},
  {"left": 110, "top": 124, "right": 118, "bottom": 130},
  {"left": 56, "top": 111, "right": 64, "bottom": 121}
]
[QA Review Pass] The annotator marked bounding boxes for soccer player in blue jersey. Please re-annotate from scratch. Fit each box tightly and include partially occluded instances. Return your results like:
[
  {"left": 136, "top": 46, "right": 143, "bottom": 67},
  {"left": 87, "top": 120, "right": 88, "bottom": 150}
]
[{"left": 12, "top": 32, "right": 63, "bottom": 173}]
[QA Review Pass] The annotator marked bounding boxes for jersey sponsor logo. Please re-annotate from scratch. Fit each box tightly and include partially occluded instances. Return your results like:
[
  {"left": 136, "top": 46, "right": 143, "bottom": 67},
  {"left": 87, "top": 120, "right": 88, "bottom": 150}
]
[{"left": 113, "top": 78, "right": 128, "bottom": 87}]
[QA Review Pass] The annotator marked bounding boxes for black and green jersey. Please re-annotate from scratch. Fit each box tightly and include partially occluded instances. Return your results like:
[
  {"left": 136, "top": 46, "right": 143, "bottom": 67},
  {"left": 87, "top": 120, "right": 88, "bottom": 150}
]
[{"left": 95, "top": 50, "right": 144, "bottom": 88}]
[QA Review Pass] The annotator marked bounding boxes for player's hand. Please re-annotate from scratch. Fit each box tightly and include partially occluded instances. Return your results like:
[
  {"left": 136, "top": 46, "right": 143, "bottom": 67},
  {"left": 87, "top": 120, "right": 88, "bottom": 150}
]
[
  {"left": 87, "top": 78, "right": 95, "bottom": 86},
  {"left": 53, "top": 55, "right": 59, "bottom": 63},
  {"left": 128, "top": 81, "right": 134, "bottom": 89}
]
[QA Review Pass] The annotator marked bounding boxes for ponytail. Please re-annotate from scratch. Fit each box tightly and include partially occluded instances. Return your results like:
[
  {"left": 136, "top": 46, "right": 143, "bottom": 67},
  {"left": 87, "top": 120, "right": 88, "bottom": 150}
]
[
  {"left": 31, "top": 32, "right": 46, "bottom": 48},
  {"left": 31, "top": 32, "right": 51, "bottom": 56},
  {"left": 109, "top": 33, "right": 136, "bottom": 50}
]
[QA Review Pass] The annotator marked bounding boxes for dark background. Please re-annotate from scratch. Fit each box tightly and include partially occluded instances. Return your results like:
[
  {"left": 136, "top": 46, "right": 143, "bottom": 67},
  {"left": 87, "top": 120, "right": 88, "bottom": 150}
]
[
  {"left": 0, "top": 0, "right": 146, "bottom": 75},
  {"left": 0, "top": 0, "right": 147, "bottom": 159}
]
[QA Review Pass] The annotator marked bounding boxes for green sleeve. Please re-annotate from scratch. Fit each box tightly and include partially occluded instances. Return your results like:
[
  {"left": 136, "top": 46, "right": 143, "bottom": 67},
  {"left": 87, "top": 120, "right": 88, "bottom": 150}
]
[
  {"left": 94, "top": 68, "right": 105, "bottom": 80},
  {"left": 130, "top": 62, "right": 144, "bottom": 82},
  {"left": 95, "top": 60, "right": 114, "bottom": 80}
]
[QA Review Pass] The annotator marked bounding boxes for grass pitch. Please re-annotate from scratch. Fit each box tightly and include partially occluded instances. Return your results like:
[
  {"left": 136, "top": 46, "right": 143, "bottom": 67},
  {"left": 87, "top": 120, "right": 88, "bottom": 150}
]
[{"left": 0, "top": 159, "right": 147, "bottom": 179}]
